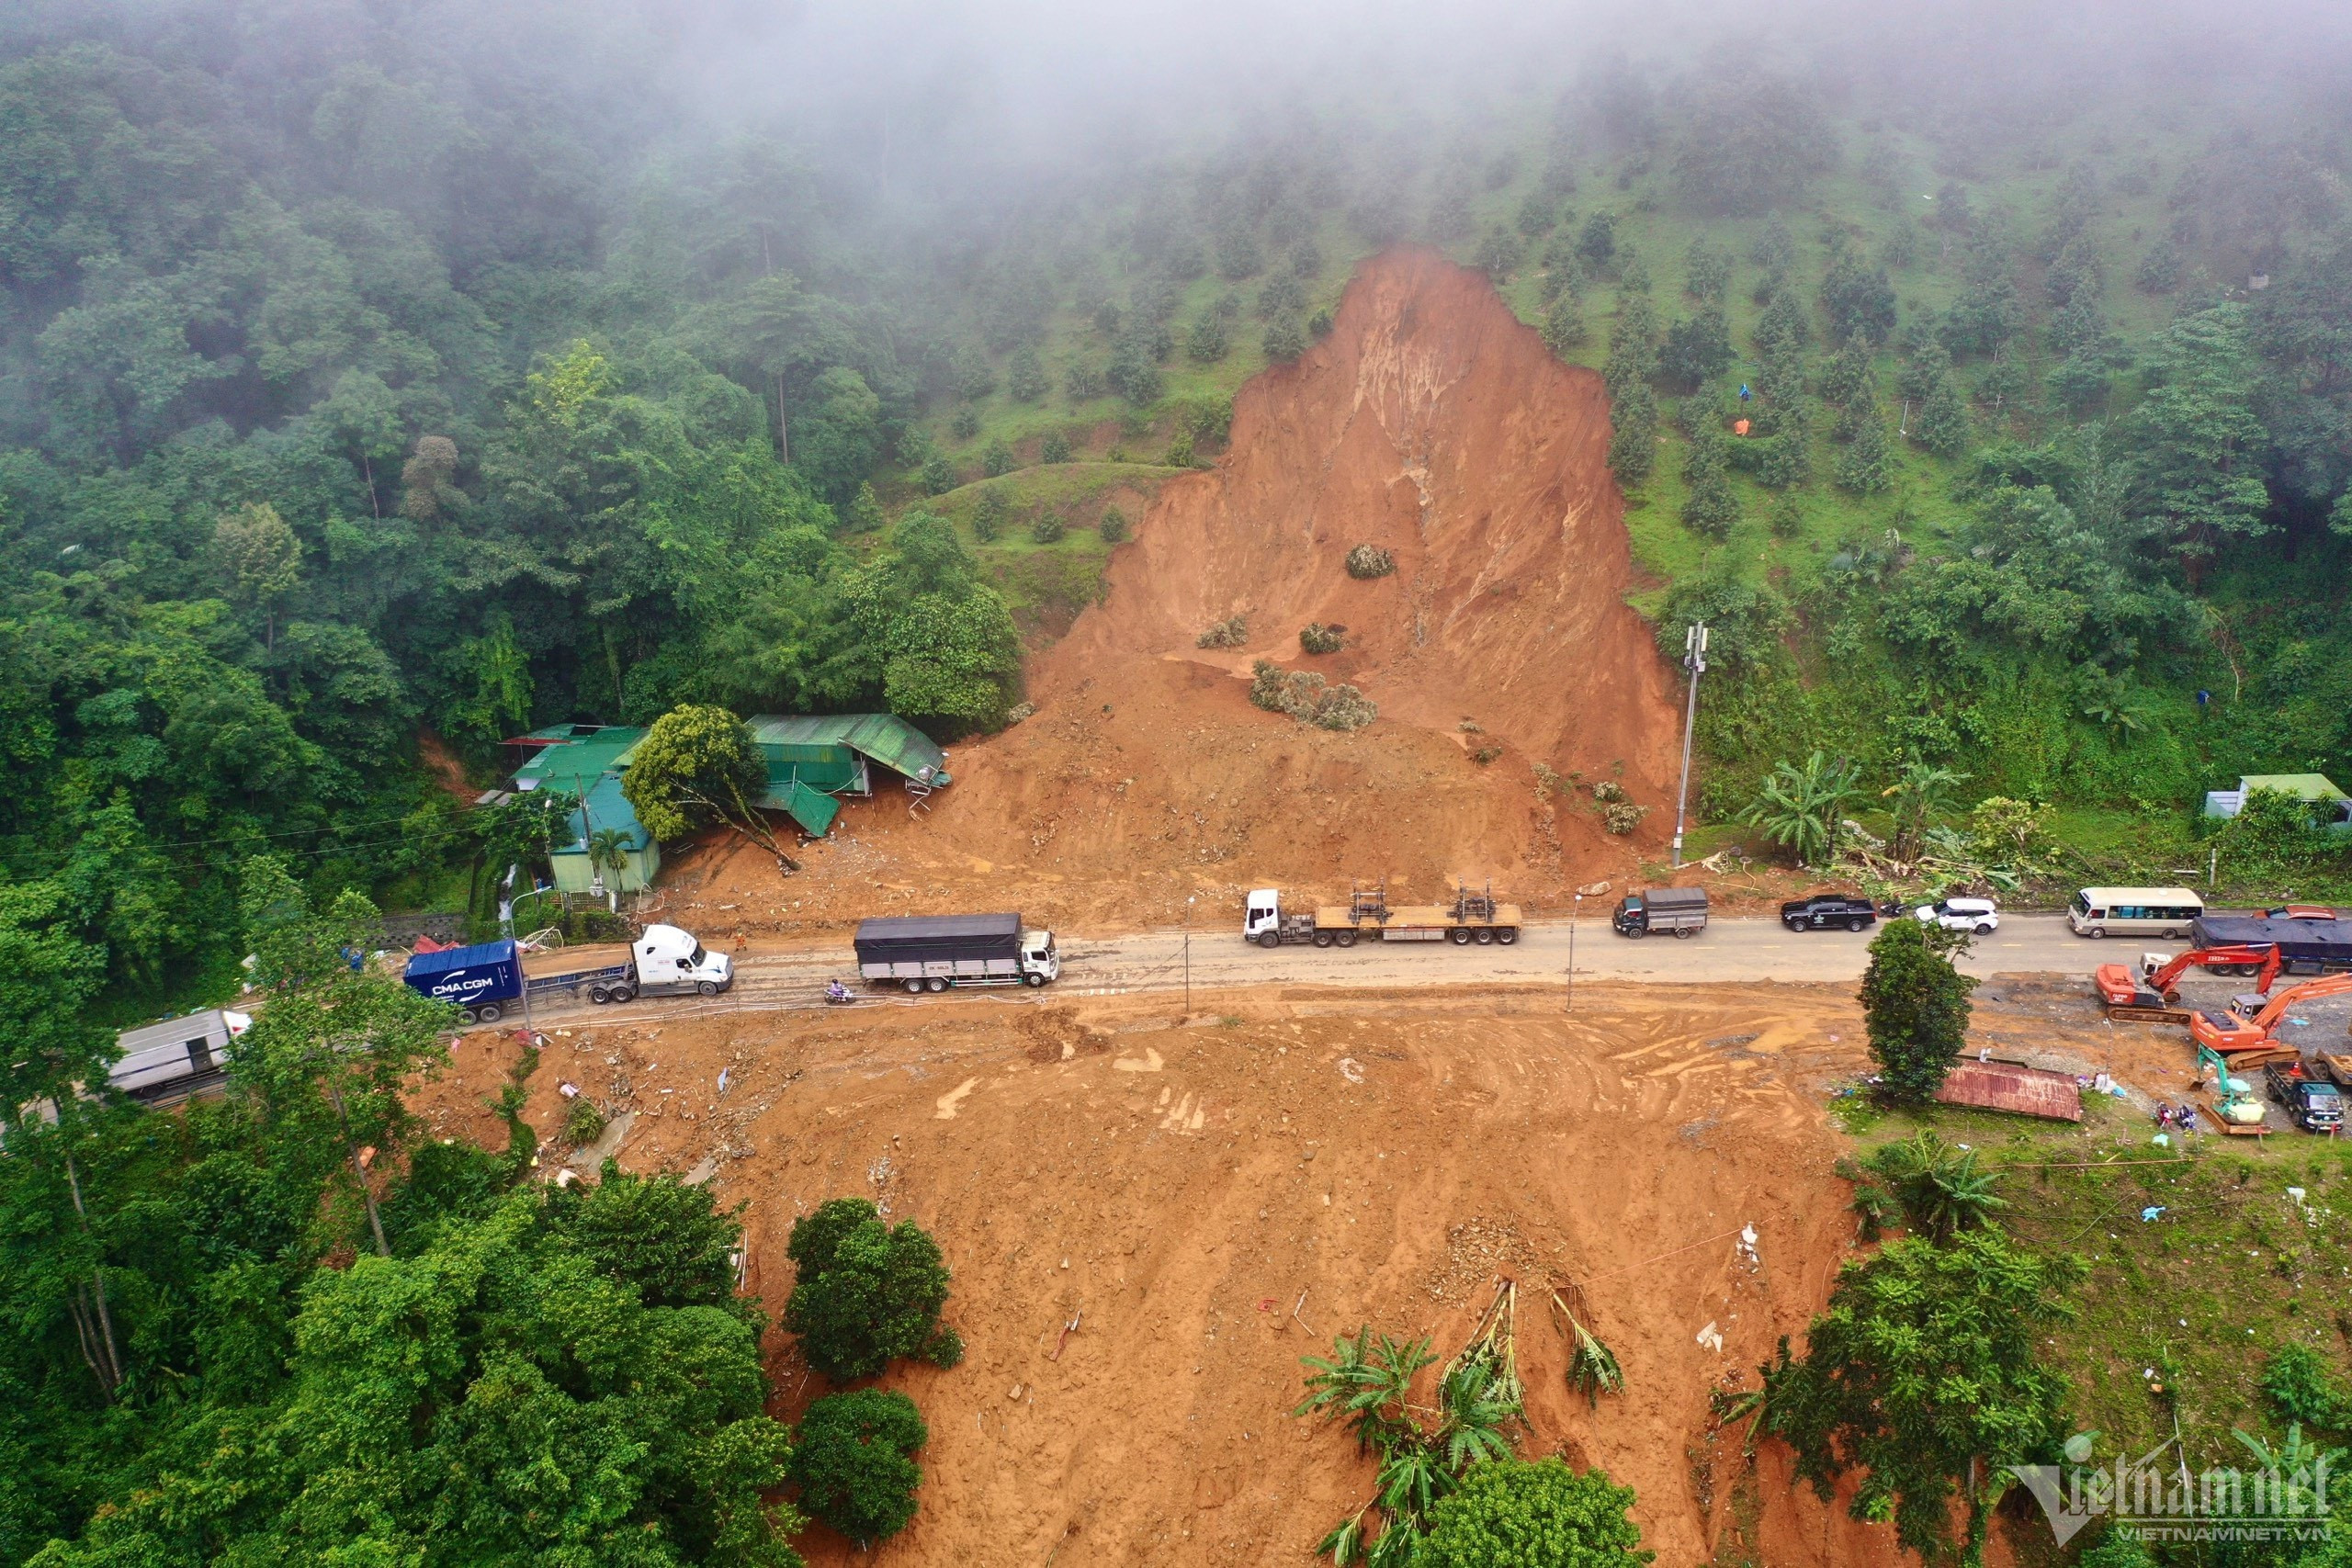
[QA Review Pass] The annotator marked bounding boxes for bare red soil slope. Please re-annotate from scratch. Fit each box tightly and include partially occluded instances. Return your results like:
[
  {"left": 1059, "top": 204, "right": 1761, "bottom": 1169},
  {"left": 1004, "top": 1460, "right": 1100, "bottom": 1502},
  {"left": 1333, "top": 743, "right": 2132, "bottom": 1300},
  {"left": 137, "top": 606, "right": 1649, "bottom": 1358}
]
[{"left": 679, "top": 247, "right": 1683, "bottom": 933}]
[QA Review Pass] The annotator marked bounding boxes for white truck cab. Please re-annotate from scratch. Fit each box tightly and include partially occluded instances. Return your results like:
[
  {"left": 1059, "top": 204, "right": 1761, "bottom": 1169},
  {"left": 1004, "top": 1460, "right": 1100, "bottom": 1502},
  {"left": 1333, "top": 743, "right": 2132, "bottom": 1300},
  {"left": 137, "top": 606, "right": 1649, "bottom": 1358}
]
[
  {"left": 1022, "top": 929, "right": 1060, "bottom": 983},
  {"left": 633, "top": 923, "right": 734, "bottom": 995},
  {"left": 1244, "top": 889, "right": 1283, "bottom": 942}
]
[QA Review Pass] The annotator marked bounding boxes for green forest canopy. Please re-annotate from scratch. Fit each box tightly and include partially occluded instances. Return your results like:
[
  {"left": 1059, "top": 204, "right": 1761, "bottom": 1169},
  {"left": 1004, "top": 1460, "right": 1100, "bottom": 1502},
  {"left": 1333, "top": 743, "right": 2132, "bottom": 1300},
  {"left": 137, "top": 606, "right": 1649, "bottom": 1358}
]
[{"left": 2, "top": 0, "right": 2351, "bottom": 1010}]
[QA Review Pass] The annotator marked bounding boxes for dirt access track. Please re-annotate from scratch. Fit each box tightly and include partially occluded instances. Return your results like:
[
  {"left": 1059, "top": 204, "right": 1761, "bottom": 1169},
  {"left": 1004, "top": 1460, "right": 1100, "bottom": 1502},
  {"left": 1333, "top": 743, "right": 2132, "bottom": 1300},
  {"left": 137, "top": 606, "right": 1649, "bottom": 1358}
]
[
  {"left": 673, "top": 247, "right": 1685, "bottom": 938},
  {"left": 418, "top": 982, "right": 1907, "bottom": 1567}
]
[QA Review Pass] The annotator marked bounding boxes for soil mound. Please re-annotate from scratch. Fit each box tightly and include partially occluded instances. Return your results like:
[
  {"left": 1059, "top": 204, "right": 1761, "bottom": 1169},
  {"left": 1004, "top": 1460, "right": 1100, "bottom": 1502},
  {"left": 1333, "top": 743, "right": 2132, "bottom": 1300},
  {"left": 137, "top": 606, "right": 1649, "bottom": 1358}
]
[{"left": 676, "top": 248, "right": 1683, "bottom": 934}]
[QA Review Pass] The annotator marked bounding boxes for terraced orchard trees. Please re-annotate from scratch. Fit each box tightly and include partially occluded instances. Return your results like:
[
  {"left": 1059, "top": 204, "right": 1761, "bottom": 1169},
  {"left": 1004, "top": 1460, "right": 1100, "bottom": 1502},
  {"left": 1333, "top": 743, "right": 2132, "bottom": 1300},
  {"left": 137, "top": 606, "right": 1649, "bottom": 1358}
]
[{"left": 784, "top": 1198, "right": 962, "bottom": 1382}]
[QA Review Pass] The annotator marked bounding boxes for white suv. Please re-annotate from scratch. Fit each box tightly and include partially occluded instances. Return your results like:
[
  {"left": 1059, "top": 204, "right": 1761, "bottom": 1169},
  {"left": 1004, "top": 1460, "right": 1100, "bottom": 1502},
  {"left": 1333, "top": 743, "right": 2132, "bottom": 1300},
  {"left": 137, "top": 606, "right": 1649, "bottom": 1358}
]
[{"left": 1916, "top": 897, "right": 1999, "bottom": 934}]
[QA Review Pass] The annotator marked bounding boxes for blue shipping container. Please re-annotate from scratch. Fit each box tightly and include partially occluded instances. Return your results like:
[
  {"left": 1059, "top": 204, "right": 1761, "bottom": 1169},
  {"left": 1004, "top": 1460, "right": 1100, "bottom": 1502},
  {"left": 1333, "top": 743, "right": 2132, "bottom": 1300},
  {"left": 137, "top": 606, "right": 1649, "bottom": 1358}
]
[{"left": 402, "top": 940, "right": 522, "bottom": 1009}]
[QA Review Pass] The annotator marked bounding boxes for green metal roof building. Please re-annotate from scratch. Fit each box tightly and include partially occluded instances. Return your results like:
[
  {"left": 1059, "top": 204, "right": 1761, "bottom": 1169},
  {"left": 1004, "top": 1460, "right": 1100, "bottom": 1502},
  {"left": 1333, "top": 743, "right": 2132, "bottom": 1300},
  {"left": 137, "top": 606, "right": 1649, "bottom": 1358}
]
[
  {"left": 2204, "top": 773, "right": 2352, "bottom": 835},
  {"left": 503, "top": 713, "right": 949, "bottom": 860}
]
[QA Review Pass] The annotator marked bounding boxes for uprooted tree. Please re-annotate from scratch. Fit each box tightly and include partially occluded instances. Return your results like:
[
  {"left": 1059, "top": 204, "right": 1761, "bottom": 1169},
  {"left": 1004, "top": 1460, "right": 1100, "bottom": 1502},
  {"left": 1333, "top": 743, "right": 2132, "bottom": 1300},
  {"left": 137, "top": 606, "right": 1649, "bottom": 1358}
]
[{"left": 621, "top": 703, "right": 800, "bottom": 872}]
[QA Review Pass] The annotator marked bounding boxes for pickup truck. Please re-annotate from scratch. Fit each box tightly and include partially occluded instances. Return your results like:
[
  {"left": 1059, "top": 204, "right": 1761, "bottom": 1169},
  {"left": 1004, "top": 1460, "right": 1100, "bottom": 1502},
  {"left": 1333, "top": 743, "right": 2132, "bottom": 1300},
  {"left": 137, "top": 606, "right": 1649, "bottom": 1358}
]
[
  {"left": 2266, "top": 1062, "right": 2345, "bottom": 1134},
  {"left": 1781, "top": 895, "right": 1878, "bottom": 932}
]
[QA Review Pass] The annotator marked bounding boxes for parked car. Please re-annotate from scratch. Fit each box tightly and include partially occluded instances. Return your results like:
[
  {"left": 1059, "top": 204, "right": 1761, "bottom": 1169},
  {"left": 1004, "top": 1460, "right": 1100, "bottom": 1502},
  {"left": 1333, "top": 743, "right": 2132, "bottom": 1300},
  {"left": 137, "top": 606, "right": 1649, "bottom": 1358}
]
[
  {"left": 1916, "top": 897, "right": 2000, "bottom": 934},
  {"left": 2266, "top": 1063, "right": 2345, "bottom": 1134},
  {"left": 1781, "top": 895, "right": 1879, "bottom": 932}
]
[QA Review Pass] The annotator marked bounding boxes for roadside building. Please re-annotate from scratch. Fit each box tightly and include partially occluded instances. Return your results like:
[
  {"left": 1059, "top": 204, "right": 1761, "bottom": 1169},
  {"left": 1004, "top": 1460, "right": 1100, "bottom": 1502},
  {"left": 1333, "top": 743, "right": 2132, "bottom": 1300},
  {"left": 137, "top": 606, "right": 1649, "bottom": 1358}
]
[{"left": 2202, "top": 773, "right": 2352, "bottom": 835}]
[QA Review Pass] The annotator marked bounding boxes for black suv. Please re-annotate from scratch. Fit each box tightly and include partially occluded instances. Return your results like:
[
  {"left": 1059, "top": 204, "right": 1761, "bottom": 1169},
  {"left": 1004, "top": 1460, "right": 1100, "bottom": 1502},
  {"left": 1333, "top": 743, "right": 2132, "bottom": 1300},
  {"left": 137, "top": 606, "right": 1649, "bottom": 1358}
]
[
  {"left": 1781, "top": 895, "right": 1879, "bottom": 932},
  {"left": 2266, "top": 1063, "right": 2345, "bottom": 1134}
]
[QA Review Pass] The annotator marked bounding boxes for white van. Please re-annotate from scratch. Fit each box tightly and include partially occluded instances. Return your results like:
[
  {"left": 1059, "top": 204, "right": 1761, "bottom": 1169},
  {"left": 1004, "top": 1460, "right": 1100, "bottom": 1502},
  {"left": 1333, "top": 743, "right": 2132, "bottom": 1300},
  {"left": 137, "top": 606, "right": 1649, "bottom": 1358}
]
[{"left": 2068, "top": 886, "right": 2205, "bottom": 939}]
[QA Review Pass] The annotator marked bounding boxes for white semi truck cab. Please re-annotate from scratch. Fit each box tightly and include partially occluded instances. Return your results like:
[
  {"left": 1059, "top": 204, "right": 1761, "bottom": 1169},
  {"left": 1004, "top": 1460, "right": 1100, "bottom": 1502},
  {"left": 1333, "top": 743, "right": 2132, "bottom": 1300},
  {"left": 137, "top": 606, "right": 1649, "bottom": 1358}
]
[{"left": 627, "top": 923, "right": 734, "bottom": 996}]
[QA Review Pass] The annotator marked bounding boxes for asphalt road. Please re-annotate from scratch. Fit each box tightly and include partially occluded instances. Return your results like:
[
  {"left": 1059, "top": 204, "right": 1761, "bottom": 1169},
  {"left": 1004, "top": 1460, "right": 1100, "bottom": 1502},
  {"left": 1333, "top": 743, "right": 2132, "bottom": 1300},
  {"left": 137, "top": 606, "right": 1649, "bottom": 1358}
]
[{"left": 522, "top": 914, "right": 2122, "bottom": 1024}]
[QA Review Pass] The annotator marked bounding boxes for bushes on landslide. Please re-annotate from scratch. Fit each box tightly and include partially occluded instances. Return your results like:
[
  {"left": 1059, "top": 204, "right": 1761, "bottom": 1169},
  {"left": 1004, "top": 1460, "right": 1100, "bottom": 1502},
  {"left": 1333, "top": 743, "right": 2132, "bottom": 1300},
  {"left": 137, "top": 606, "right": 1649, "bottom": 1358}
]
[
  {"left": 1250, "top": 660, "right": 1375, "bottom": 731},
  {"left": 560, "top": 1095, "right": 606, "bottom": 1145},
  {"left": 1197, "top": 615, "right": 1249, "bottom": 649},
  {"left": 1416, "top": 1459, "right": 1653, "bottom": 1568},
  {"left": 791, "top": 1388, "right": 929, "bottom": 1544},
  {"left": 1299, "top": 622, "right": 1345, "bottom": 654},
  {"left": 783, "top": 1197, "right": 961, "bottom": 1382},
  {"left": 1345, "top": 544, "right": 1396, "bottom": 579},
  {"left": 1098, "top": 506, "right": 1129, "bottom": 543}
]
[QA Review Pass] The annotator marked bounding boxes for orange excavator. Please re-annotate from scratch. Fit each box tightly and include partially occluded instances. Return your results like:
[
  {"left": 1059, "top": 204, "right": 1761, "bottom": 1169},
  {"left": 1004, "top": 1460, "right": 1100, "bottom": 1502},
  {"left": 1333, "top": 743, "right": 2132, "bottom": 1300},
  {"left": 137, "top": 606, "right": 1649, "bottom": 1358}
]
[
  {"left": 2189, "top": 971, "right": 2352, "bottom": 1055},
  {"left": 2094, "top": 945, "right": 2282, "bottom": 1022}
]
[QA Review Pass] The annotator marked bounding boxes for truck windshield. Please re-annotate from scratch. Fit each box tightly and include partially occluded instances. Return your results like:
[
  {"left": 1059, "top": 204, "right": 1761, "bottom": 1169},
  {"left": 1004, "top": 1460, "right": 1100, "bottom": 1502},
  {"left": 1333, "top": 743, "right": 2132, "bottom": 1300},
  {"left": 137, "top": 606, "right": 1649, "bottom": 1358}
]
[{"left": 689, "top": 942, "right": 707, "bottom": 966}]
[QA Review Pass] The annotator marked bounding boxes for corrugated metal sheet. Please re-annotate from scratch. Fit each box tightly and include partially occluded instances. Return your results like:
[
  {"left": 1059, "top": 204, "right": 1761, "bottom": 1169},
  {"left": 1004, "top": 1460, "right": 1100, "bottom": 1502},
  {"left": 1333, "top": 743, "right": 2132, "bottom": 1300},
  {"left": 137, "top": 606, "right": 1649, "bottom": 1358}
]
[
  {"left": 512, "top": 727, "right": 647, "bottom": 792},
  {"left": 748, "top": 714, "right": 950, "bottom": 786},
  {"left": 761, "top": 778, "right": 841, "bottom": 836},
  {"left": 1934, "top": 1059, "right": 2084, "bottom": 1122}
]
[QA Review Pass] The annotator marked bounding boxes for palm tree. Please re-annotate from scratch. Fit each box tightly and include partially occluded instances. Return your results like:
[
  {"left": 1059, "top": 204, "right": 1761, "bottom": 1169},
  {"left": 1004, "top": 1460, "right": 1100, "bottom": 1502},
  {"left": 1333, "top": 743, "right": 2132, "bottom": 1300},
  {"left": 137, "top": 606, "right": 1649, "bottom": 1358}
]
[
  {"left": 1739, "top": 750, "right": 1863, "bottom": 868},
  {"left": 586, "top": 827, "right": 632, "bottom": 912},
  {"left": 1882, "top": 758, "right": 1970, "bottom": 865}
]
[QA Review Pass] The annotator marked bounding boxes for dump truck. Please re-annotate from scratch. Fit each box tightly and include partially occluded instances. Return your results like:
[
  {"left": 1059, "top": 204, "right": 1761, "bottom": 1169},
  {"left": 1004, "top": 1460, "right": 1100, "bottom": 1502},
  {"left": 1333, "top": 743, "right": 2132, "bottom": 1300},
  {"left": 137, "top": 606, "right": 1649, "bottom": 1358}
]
[
  {"left": 853, "top": 912, "right": 1059, "bottom": 992},
  {"left": 1611, "top": 886, "right": 1709, "bottom": 939},
  {"left": 1242, "top": 883, "right": 1522, "bottom": 949},
  {"left": 2189, "top": 912, "right": 2352, "bottom": 976},
  {"left": 401, "top": 924, "right": 732, "bottom": 1024},
  {"left": 2266, "top": 1061, "right": 2345, "bottom": 1134}
]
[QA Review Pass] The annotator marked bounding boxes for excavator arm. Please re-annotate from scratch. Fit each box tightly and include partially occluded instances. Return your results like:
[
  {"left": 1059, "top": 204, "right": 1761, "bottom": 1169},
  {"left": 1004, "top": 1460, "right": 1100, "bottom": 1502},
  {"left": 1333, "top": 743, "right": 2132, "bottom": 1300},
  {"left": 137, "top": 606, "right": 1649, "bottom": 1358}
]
[
  {"left": 2094, "top": 944, "right": 2278, "bottom": 1008},
  {"left": 2252, "top": 971, "right": 2352, "bottom": 1035}
]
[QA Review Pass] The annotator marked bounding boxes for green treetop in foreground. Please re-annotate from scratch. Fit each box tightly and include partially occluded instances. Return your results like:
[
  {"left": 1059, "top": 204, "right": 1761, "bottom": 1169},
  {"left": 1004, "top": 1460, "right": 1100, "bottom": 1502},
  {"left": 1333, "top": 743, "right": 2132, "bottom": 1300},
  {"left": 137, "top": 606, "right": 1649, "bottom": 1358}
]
[{"left": 1757, "top": 1232, "right": 2083, "bottom": 1564}]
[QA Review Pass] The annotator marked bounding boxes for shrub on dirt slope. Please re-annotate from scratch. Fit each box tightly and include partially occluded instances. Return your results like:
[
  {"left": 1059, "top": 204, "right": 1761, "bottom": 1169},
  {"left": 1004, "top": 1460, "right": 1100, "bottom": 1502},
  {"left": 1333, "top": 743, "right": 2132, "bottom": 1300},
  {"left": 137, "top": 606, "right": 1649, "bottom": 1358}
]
[
  {"left": 1416, "top": 1459, "right": 1652, "bottom": 1568},
  {"left": 791, "top": 1388, "right": 929, "bottom": 1543},
  {"left": 784, "top": 1198, "right": 962, "bottom": 1381}
]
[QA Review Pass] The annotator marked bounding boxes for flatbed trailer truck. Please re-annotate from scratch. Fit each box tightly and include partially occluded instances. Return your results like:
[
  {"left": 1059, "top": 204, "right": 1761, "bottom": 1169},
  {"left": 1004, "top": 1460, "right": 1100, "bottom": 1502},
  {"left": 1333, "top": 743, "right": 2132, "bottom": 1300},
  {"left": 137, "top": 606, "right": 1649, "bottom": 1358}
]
[{"left": 1243, "top": 883, "right": 1522, "bottom": 948}]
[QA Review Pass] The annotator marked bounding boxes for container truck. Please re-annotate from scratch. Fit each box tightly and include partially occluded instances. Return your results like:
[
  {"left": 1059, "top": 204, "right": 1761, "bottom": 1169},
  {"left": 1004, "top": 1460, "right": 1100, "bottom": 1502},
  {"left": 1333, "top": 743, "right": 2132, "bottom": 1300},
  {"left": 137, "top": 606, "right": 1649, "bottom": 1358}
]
[
  {"left": 853, "top": 912, "right": 1059, "bottom": 992},
  {"left": 401, "top": 924, "right": 732, "bottom": 1024},
  {"left": 1242, "top": 883, "right": 1522, "bottom": 948}
]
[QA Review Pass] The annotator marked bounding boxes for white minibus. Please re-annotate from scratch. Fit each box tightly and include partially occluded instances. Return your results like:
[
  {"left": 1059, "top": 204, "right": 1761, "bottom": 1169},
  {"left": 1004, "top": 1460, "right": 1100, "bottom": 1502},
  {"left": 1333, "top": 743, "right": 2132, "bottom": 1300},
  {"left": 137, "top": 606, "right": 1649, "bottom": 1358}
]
[{"left": 2068, "top": 886, "right": 2205, "bottom": 939}]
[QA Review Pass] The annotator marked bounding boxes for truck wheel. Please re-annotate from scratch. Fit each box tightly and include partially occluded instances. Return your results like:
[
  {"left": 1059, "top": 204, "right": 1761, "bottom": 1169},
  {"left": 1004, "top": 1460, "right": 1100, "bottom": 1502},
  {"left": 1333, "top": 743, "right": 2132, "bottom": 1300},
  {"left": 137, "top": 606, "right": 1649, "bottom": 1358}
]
[
  {"left": 1334, "top": 930, "right": 1356, "bottom": 948},
  {"left": 1496, "top": 928, "right": 1517, "bottom": 944},
  {"left": 1257, "top": 931, "right": 1281, "bottom": 950},
  {"left": 696, "top": 980, "right": 718, "bottom": 996},
  {"left": 458, "top": 1007, "right": 479, "bottom": 1025},
  {"left": 905, "top": 978, "right": 924, "bottom": 994},
  {"left": 1475, "top": 927, "right": 1495, "bottom": 945},
  {"left": 1673, "top": 926, "right": 1696, "bottom": 940},
  {"left": 589, "top": 986, "right": 610, "bottom": 1004},
  {"left": 609, "top": 987, "right": 634, "bottom": 1003},
  {"left": 1450, "top": 927, "right": 1473, "bottom": 945},
  {"left": 1849, "top": 917, "right": 1869, "bottom": 932},
  {"left": 477, "top": 1002, "right": 503, "bottom": 1023},
  {"left": 1312, "top": 931, "right": 1333, "bottom": 948},
  {"left": 926, "top": 976, "right": 948, "bottom": 993},
  {"left": 1625, "top": 926, "right": 1645, "bottom": 939},
  {"left": 1025, "top": 973, "right": 1046, "bottom": 987}
]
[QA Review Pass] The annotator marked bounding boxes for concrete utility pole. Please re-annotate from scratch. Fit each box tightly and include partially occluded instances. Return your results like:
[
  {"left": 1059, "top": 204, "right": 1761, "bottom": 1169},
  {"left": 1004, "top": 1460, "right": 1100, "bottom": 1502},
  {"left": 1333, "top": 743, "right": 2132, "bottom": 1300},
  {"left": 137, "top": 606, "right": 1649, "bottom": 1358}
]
[
  {"left": 1669, "top": 623, "right": 1709, "bottom": 871},
  {"left": 1183, "top": 896, "right": 1196, "bottom": 1017}
]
